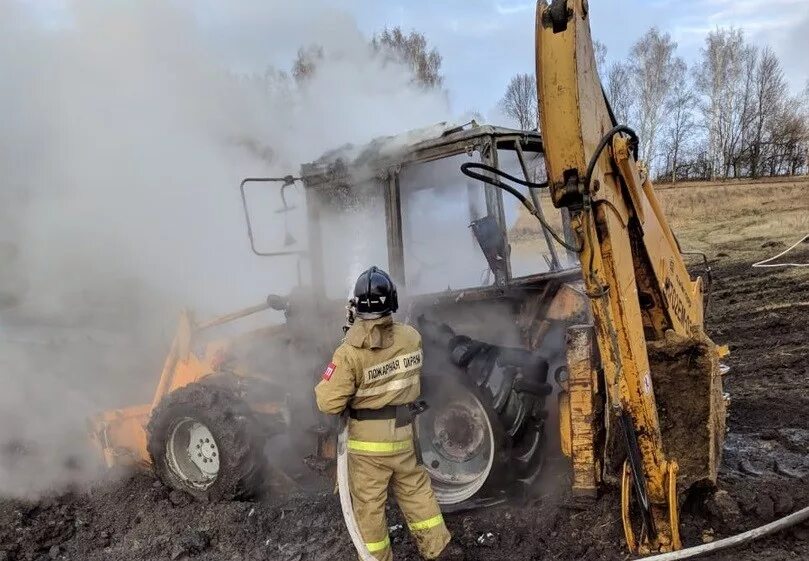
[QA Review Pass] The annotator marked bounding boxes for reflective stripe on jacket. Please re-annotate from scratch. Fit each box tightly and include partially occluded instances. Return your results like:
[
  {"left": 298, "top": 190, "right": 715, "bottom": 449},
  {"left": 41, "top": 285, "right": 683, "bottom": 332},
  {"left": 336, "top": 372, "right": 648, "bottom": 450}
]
[{"left": 314, "top": 316, "right": 422, "bottom": 455}]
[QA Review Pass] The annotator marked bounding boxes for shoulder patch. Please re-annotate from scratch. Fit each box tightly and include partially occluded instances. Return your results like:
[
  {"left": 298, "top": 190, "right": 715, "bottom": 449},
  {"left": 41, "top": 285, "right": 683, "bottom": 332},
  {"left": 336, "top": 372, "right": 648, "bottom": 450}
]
[{"left": 322, "top": 362, "right": 337, "bottom": 381}]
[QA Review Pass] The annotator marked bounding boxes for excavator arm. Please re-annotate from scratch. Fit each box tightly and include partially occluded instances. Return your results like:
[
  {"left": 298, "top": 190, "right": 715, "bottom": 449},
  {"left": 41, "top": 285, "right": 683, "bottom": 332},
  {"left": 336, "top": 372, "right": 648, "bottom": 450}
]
[{"left": 535, "top": 0, "right": 725, "bottom": 553}]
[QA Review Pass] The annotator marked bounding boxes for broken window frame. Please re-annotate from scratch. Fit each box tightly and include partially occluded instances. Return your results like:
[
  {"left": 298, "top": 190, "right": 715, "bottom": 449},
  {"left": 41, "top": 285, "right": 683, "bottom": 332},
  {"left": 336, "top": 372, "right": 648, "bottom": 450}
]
[{"left": 300, "top": 127, "right": 578, "bottom": 302}]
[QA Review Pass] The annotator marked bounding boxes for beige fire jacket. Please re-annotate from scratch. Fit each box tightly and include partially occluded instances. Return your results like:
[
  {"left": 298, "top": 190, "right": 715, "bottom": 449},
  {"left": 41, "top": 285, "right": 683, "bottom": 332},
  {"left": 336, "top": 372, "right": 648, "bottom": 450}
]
[{"left": 315, "top": 315, "right": 423, "bottom": 455}]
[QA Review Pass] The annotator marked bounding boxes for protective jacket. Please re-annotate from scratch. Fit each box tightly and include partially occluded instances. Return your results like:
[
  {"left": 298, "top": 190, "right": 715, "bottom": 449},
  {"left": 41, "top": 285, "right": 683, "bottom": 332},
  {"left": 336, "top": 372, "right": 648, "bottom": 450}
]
[{"left": 315, "top": 316, "right": 451, "bottom": 561}]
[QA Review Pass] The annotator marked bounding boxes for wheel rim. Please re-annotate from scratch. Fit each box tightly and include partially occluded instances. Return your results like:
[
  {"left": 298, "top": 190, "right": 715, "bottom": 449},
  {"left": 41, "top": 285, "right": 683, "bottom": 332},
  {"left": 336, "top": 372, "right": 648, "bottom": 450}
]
[
  {"left": 166, "top": 417, "right": 220, "bottom": 490},
  {"left": 418, "top": 389, "right": 495, "bottom": 504}
]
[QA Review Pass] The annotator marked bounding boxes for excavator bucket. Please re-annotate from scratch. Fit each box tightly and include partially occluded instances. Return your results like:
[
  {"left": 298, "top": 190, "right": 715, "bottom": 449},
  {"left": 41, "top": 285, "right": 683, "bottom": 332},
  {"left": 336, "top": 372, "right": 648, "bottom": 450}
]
[{"left": 648, "top": 333, "right": 727, "bottom": 489}]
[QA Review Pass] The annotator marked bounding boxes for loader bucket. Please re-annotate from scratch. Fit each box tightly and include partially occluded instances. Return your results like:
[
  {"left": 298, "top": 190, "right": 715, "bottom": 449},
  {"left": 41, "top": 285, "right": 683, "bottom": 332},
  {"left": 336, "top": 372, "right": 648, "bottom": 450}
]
[{"left": 88, "top": 404, "right": 152, "bottom": 468}]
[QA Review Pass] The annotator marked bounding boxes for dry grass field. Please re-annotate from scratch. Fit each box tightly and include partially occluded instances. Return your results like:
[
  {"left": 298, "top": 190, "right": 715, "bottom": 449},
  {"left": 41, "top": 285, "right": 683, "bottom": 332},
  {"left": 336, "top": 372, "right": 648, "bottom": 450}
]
[
  {"left": 509, "top": 175, "right": 809, "bottom": 270},
  {"left": 658, "top": 176, "right": 809, "bottom": 254}
]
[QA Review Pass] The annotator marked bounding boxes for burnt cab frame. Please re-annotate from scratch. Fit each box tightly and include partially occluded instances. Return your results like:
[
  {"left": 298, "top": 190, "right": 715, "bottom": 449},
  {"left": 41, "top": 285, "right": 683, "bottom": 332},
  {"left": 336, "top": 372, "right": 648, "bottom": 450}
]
[{"left": 299, "top": 123, "right": 580, "bottom": 304}]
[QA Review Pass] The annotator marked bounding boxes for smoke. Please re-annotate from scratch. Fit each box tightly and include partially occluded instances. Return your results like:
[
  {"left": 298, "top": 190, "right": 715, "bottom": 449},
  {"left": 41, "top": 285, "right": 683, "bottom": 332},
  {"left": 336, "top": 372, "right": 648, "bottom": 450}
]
[{"left": 0, "top": 0, "right": 450, "bottom": 496}]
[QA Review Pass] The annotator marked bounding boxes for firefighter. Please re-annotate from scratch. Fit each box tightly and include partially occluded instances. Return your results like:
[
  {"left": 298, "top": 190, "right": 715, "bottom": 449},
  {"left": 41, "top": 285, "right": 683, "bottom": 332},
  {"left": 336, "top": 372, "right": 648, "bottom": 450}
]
[{"left": 315, "top": 266, "right": 453, "bottom": 561}]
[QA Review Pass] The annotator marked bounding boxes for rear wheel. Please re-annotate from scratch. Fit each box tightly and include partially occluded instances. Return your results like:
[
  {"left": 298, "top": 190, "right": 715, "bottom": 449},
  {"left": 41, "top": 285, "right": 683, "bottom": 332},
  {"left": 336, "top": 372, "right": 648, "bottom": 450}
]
[
  {"left": 147, "top": 382, "right": 266, "bottom": 501},
  {"left": 418, "top": 377, "right": 503, "bottom": 505},
  {"left": 420, "top": 391, "right": 496, "bottom": 504},
  {"left": 418, "top": 347, "right": 552, "bottom": 506}
]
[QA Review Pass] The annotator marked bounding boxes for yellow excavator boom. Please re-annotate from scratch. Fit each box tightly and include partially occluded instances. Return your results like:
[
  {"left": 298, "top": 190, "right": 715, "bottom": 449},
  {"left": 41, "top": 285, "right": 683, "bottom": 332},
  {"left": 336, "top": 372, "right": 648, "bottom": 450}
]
[{"left": 535, "top": 0, "right": 726, "bottom": 553}]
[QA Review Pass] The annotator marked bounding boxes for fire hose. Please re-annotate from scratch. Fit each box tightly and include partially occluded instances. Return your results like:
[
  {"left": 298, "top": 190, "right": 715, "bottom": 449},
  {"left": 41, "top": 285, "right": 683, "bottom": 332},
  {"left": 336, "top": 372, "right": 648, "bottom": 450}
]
[
  {"left": 752, "top": 234, "right": 809, "bottom": 268},
  {"left": 642, "top": 505, "right": 809, "bottom": 561},
  {"left": 336, "top": 416, "right": 377, "bottom": 561}
]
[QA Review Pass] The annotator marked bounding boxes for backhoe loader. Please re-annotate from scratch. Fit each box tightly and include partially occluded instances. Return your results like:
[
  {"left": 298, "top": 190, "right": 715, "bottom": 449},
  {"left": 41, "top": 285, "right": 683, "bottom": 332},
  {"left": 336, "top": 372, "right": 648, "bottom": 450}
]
[
  {"left": 90, "top": 0, "right": 726, "bottom": 554},
  {"left": 90, "top": 122, "right": 587, "bottom": 507}
]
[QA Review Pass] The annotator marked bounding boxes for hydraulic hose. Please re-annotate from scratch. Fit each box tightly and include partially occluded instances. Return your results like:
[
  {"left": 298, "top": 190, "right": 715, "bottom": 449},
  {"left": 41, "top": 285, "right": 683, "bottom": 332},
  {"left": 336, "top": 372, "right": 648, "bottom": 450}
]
[
  {"left": 642, "top": 505, "right": 809, "bottom": 561},
  {"left": 459, "top": 162, "right": 546, "bottom": 209},
  {"left": 580, "top": 124, "right": 639, "bottom": 289},
  {"left": 459, "top": 162, "right": 581, "bottom": 253},
  {"left": 583, "top": 124, "right": 638, "bottom": 193},
  {"left": 336, "top": 418, "right": 377, "bottom": 561}
]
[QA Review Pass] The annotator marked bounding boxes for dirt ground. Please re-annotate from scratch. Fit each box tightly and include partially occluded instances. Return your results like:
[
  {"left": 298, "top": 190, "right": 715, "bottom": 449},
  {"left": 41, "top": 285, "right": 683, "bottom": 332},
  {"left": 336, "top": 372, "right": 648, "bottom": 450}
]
[{"left": 1, "top": 177, "right": 808, "bottom": 561}]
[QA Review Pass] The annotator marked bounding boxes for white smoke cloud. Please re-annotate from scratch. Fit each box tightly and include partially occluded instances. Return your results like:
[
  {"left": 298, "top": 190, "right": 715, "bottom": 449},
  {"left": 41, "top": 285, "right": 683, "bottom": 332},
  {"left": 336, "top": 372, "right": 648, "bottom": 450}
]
[{"left": 0, "top": 0, "right": 450, "bottom": 496}]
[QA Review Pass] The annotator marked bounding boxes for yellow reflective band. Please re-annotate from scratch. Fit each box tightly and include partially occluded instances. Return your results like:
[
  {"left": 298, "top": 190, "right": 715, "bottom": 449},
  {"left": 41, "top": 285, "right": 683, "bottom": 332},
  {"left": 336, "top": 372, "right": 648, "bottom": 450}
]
[
  {"left": 365, "top": 535, "right": 390, "bottom": 553},
  {"left": 347, "top": 439, "right": 412, "bottom": 453},
  {"left": 408, "top": 514, "right": 444, "bottom": 531}
]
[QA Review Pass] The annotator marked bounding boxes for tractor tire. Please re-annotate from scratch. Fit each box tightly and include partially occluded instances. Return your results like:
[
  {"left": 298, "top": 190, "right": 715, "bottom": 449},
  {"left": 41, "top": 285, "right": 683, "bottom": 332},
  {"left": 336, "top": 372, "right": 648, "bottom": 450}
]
[
  {"left": 419, "top": 373, "right": 509, "bottom": 506},
  {"left": 417, "top": 331, "right": 552, "bottom": 507},
  {"left": 146, "top": 382, "right": 267, "bottom": 501}
]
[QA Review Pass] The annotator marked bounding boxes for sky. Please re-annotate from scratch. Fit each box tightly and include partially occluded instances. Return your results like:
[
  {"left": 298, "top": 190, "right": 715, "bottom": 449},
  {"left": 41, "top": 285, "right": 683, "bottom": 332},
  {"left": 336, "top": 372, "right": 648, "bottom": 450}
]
[
  {"left": 342, "top": 0, "right": 809, "bottom": 115},
  {"left": 20, "top": 0, "right": 809, "bottom": 121}
]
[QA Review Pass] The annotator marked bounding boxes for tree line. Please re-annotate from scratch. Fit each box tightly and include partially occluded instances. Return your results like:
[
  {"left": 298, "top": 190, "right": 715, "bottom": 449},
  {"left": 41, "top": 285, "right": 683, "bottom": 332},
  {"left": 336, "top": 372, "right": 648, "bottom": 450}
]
[
  {"left": 500, "top": 28, "right": 809, "bottom": 182},
  {"left": 262, "top": 24, "right": 807, "bottom": 183}
]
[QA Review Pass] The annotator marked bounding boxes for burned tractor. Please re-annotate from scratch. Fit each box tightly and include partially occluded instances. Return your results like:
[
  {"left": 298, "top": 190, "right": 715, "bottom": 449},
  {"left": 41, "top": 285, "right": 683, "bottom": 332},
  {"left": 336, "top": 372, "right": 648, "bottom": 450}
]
[{"left": 90, "top": 122, "right": 588, "bottom": 507}]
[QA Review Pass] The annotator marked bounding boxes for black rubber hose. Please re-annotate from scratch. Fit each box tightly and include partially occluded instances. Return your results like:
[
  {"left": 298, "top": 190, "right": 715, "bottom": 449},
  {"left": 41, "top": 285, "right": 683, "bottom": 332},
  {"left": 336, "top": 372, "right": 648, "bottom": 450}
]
[
  {"left": 581, "top": 124, "right": 639, "bottom": 282},
  {"left": 460, "top": 162, "right": 545, "bottom": 209},
  {"left": 460, "top": 162, "right": 581, "bottom": 253},
  {"left": 583, "top": 124, "right": 639, "bottom": 194}
]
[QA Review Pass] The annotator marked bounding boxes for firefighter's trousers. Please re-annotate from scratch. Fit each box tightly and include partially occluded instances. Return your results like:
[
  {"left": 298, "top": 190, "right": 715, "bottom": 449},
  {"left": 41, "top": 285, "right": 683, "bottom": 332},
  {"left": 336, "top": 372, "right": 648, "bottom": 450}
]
[{"left": 348, "top": 449, "right": 451, "bottom": 561}]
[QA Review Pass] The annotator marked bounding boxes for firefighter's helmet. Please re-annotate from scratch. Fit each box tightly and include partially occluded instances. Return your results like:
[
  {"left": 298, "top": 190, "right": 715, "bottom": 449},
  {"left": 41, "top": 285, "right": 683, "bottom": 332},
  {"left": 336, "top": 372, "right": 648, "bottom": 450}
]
[{"left": 353, "top": 266, "right": 398, "bottom": 316}]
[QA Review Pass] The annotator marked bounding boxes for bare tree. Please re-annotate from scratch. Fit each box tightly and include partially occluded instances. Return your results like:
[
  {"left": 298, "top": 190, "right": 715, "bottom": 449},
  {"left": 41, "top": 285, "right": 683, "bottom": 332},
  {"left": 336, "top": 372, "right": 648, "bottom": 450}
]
[
  {"left": 768, "top": 95, "right": 809, "bottom": 175},
  {"left": 661, "top": 59, "right": 696, "bottom": 182},
  {"left": 732, "top": 47, "right": 760, "bottom": 177},
  {"left": 629, "top": 28, "right": 681, "bottom": 170},
  {"left": 371, "top": 27, "right": 443, "bottom": 88},
  {"left": 291, "top": 45, "right": 324, "bottom": 83},
  {"left": 694, "top": 28, "right": 750, "bottom": 179},
  {"left": 593, "top": 39, "right": 608, "bottom": 80},
  {"left": 499, "top": 73, "right": 538, "bottom": 130},
  {"left": 691, "top": 29, "right": 808, "bottom": 179},
  {"left": 291, "top": 28, "right": 442, "bottom": 89},
  {"left": 668, "top": 41, "right": 807, "bottom": 181},
  {"left": 606, "top": 61, "right": 633, "bottom": 126},
  {"left": 748, "top": 47, "right": 786, "bottom": 177}
]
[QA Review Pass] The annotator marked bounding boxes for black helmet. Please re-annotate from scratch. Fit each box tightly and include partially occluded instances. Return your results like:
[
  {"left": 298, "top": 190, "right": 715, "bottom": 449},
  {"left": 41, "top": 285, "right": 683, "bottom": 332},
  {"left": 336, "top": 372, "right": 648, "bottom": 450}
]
[{"left": 353, "top": 266, "right": 398, "bottom": 315}]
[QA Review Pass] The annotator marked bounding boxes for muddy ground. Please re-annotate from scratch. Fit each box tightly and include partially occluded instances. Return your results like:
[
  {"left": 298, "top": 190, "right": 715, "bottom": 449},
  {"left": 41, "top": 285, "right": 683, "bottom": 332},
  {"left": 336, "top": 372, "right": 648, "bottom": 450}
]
[{"left": 1, "top": 182, "right": 808, "bottom": 560}]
